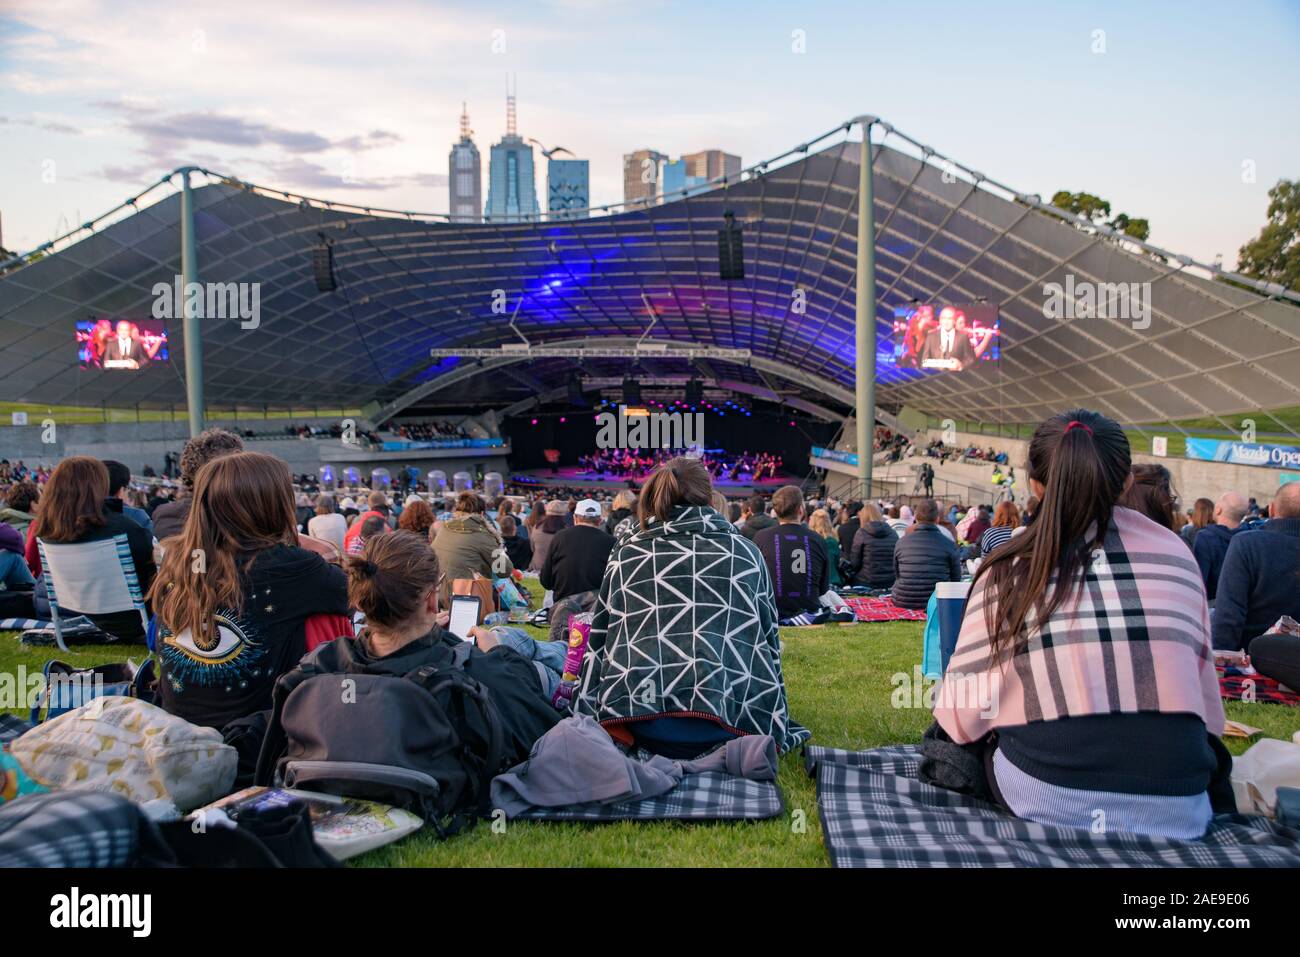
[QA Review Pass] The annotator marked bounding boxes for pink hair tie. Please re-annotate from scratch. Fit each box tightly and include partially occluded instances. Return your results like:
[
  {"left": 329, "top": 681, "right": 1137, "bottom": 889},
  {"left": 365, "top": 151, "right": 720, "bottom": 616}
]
[{"left": 1065, "top": 420, "right": 1093, "bottom": 435}]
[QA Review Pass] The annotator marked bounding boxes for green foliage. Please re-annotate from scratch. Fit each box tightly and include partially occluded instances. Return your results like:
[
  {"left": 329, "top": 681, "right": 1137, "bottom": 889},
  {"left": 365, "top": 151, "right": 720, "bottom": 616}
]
[
  {"left": 1051, "top": 190, "right": 1150, "bottom": 242},
  {"left": 1237, "top": 179, "right": 1300, "bottom": 292}
]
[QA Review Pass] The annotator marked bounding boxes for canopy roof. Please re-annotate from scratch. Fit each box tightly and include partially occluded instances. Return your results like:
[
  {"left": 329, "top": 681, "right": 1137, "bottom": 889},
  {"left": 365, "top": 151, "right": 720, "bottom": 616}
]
[{"left": 2, "top": 120, "right": 1297, "bottom": 440}]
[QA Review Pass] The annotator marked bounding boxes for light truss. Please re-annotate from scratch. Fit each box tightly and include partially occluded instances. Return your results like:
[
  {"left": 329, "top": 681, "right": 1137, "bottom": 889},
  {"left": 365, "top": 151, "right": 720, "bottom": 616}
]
[{"left": 426, "top": 343, "right": 752, "bottom": 361}]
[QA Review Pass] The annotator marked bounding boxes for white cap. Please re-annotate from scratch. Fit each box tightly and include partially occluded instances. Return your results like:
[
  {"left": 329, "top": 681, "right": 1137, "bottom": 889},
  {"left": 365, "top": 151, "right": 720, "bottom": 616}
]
[
  {"left": 405, "top": 494, "right": 424, "bottom": 507},
  {"left": 575, "top": 498, "right": 602, "bottom": 518}
]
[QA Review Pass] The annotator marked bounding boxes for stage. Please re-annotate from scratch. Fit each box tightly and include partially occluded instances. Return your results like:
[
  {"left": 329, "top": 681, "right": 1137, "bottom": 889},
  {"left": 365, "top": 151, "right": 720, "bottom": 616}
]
[{"left": 510, "top": 466, "right": 794, "bottom": 497}]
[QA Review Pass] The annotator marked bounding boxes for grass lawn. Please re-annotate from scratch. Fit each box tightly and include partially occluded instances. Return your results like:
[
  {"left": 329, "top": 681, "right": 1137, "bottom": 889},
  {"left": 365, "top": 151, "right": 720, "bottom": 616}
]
[{"left": 4, "top": 622, "right": 1297, "bottom": 867}]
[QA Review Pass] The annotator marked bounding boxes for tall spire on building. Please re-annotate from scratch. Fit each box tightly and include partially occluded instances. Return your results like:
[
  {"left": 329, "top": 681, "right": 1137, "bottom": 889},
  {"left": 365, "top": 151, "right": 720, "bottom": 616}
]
[
  {"left": 505, "top": 74, "right": 517, "bottom": 137},
  {"left": 459, "top": 101, "right": 472, "bottom": 141}
]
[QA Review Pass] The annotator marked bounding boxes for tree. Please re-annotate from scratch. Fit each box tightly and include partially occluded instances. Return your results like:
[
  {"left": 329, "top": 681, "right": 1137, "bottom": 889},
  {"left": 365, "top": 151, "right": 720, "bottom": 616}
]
[
  {"left": 1237, "top": 179, "right": 1300, "bottom": 292},
  {"left": 1050, "top": 190, "right": 1150, "bottom": 241}
]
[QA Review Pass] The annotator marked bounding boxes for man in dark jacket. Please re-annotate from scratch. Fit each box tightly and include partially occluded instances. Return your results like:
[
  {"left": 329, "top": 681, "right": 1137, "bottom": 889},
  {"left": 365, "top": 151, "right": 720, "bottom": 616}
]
[
  {"left": 837, "top": 501, "right": 862, "bottom": 557},
  {"left": 891, "top": 498, "right": 962, "bottom": 609},
  {"left": 152, "top": 428, "right": 244, "bottom": 539},
  {"left": 753, "top": 486, "right": 829, "bottom": 620},
  {"left": 848, "top": 508, "right": 899, "bottom": 589},
  {"left": 541, "top": 499, "right": 615, "bottom": 601},
  {"left": 740, "top": 494, "right": 776, "bottom": 540},
  {"left": 1211, "top": 482, "right": 1300, "bottom": 652},
  {"left": 1193, "top": 490, "right": 1247, "bottom": 601}
]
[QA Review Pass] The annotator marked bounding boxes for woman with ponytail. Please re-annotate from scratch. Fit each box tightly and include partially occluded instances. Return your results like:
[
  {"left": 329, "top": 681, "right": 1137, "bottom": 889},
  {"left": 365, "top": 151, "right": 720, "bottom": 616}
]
[
  {"left": 575, "top": 456, "right": 809, "bottom": 756},
  {"left": 150, "top": 452, "right": 349, "bottom": 729},
  {"left": 932, "top": 410, "right": 1227, "bottom": 839}
]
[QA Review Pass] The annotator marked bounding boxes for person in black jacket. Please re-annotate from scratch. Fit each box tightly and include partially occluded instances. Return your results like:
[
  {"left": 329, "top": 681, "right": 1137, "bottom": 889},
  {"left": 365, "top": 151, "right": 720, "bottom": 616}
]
[
  {"left": 498, "top": 514, "right": 533, "bottom": 570},
  {"left": 149, "top": 452, "right": 349, "bottom": 729},
  {"left": 264, "top": 528, "right": 559, "bottom": 768},
  {"left": 541, "top": 499, "right": 615, "bottom": 601},
  {"left": 30, "top": 456, "right": 156, "bottom": 642},
  {"left": 848, "top": 503, "right": 898, "bottom": 589},
  {"left": 604, "top": 490, "right": 637, "bottom": 538},
  {"left": 1211, "top": 482, "right": 1300, "bottom": 654},
  {"left": 837, "top": 501, "right": 863, "bottom": 557},
  {"left": 891, "top": 498, "right": 962, "bottom": 609},
  {"left": 752, "top": 486, "right": 830, "bottom": 620},
  {"left": 152, "top": 427, "right": 244, "bottom": 540},
  {"left": 1192, "top": 490, "right": 1246, "bottom": 601}
]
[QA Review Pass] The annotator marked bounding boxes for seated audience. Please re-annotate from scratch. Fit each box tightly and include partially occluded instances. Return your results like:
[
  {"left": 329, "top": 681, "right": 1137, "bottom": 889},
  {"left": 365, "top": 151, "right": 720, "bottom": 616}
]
[
  {"left": 978, "top": 501, "right": 1020, "bottom": 556},
  {"left": 809, "top": 507, "right": 842, "bottom": 587},
  {"left": 1192, "top": 491, "right": 1246, "bottom": 601},
  {"left": 432, "top": 491, "right": 511, "bottom": 604},
  {"left": 1181, "top": 497, "right": 1214, "bottom": 549},
  {"left": 934, "top": 409, "right": 1225, "bottom": 840},
  {"left": 848, "top": 503, "right": 898, "bottom": 589},
  {"left": 1211, "top": 482, "right": 1300, "bottom": 663},
  {"left": 498, "top": 515, "right": 532, "bottom": 569},
  {"left": 540, "top": 498, "right": 615, "bottom": 602},
  {"left": 153, "top": 428, "right": 244, "bottom": 540},
  {"left": 526, "top": 500, "right": 568, "bottom": 573},
  {"left": 891, "top": 498, "right": 961, "bottom": 609},
  {"left": 397, "top": 497, "right": 435, "bottom": 539},
  {"left": 605, "top": 490, "right": 637, "bottom": 538},
  {"left": 344, "top": 490, "right": 394, "bottom": 552},
  {"left": 752, "top": 486, "right": 830, "bottom": 621},
  {"left": 886, "top": 504, "right": 912, "bottom": 535},
  {"left": 0, "top": 481, "right": 39, "bottom": 535},
  {"left": 739, "top": 494, "right": 776, "bottom": 540},
  {"left": 149, "top": 451, "right": 349, "bottom": 730},
  {"left": 1118, "top": 462, "right": 1180, "bottom": 531},
  {"left": 347, "top": 515, "right": 388, "bottom": 556},
  {"left": 102, "top": 460, "right": 153, "bottom": 535},
  {"left": 307, "top": 494, "right": 348, "bottom": 555},
  {"left": 576, "top": 456, "right": 809, "bottom": 755},
  {"left": 836, "top": 501, "right": 863, "bottom": 557},
  {"left": 33, "top": 457, "right": 156, "bottom": 641},
  {"left": 259, "top": 530, "right": 559, "bottom": 770}
]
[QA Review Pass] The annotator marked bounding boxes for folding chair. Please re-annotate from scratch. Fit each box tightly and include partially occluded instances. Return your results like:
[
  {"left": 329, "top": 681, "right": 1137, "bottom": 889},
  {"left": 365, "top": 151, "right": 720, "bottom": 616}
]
[{"left": 36, "top": 535, "right": 149, "bottom": 651}]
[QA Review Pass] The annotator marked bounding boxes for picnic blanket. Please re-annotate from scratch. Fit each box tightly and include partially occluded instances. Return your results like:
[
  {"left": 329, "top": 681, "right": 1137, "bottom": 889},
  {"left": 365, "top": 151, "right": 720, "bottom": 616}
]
[
  {"left": 0, "top": 714, "right": 33, "bottom": 745},
  {"left": 507, "top": 771, "right": 784, "bottom": 822},
  {"left": 0, "top": 618, "right": 52, "bottom": 632},
  {"left": 842, "top": 595, "right": 927, "bottom": 623},
  {"left": 1219, "top": 671, "right": 1300, "bottom": 707},
  {"left": 806, "top": 744, "right": 1300, "bottom": 867}
]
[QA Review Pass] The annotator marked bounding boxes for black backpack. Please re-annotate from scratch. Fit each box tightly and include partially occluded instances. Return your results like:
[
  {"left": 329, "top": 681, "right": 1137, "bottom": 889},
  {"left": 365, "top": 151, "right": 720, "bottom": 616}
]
[{"left": 265, "top": 642, "right": 506, "bottom": 838}]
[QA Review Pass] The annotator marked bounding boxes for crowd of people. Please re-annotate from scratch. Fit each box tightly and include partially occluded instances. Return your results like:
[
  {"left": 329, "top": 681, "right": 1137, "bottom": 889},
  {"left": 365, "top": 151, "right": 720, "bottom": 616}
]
[
  {"left": 1, "top": 406, "right": 1298, "bottom": 846},
  {"left": 393, "top": 419, "right": 470, "bottom": 442}
]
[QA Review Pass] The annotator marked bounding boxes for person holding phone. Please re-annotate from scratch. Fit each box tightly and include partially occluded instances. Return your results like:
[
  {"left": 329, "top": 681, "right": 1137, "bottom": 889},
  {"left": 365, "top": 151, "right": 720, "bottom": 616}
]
[{"left": 277, "top": 530, "right": 560, "bottom": 763}]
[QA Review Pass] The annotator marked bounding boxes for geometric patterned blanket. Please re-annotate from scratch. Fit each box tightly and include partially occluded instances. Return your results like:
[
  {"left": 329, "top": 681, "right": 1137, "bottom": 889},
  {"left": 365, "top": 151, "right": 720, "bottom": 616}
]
[{"left": 807, "top": 744, "right": 1300, "bottom": 867}]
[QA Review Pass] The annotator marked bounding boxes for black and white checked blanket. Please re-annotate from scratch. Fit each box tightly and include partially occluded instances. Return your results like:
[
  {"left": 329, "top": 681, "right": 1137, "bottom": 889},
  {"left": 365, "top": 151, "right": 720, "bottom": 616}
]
[
  {"left": 507, "top": 771, "right": 784, "bottom": 822},
  {"left": 807, "top": 744, "right": 1300, "bottom": 868}
]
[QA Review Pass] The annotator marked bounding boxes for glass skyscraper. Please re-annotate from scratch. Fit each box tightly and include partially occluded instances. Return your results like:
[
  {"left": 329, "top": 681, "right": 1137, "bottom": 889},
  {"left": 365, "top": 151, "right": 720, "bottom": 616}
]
[
  {"left": 485, "top": 90, "right": 539, "bottom": 222},
  {"left": 547, "top": 158, "right": 589, "bottom": 218},
  {"left": 448, "top": 103, "right": 481, "bottom": 223}
]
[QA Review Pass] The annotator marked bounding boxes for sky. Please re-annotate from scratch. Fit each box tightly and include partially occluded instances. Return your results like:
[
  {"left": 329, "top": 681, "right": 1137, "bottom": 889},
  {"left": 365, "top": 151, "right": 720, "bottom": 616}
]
[{"left": 1, "top": 0, "right": 1297, "bottom": 268}]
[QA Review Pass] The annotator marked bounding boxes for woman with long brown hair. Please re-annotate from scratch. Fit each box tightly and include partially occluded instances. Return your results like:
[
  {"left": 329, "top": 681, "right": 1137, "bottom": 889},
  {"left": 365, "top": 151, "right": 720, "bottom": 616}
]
[
  {"left": 31, "top": 456, "right": 155, "bottom": 641},
  {"left": 149, "top": 451, "right": 348, "bottom": 729},
  {"left": 933, "top": 410, "right": 1225, "bottom": 839},
  {"left": 575, "top": 456, "right": 808, "bottom": 756},
  {"left": 1180, "top": 497, "right": 1215, "bottom": 549}
]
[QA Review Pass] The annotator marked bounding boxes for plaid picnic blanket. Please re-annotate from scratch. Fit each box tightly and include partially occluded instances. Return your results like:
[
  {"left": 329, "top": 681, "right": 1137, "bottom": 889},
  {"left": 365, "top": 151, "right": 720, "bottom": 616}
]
[
  {"left": 842, "top": 596, "right": 927, "bottom": 623},
  {"left": 508, "top": 771, "right": 784, "bottom": 822},
  {"left": 806, "top": 744, "right": 1300, "bottom": 867},
  {"left": 0, "top": 714, "right": 33, "bottom": 745},
  {"left": 1219, "top": 671, "right": 1300, "bottom": 707}
]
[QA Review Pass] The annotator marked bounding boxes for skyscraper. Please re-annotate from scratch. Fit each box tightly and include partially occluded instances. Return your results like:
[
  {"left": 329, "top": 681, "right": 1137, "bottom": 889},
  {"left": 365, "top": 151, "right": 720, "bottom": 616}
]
[
  {"left": 485, "top": 82, "right": 540, "bottom": 222},
  {"left": 547, "top": 158, "right": 589, "bottom": 218},
  {"left": 448, "top": 103, "right": 481, "bottom": 223},
  {"left": 682, "top": 149, "right": 742, "bottom": 182},
  {"left": 661, "top": 159, "right": 708, "bottom": 200},
  {"left": 623, "top": 149, "right": 666, "bottom": 207}
]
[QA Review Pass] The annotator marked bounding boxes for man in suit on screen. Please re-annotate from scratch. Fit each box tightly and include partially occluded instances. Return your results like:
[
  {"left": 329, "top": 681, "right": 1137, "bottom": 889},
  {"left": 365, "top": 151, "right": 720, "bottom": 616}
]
[{"left": 919, "top": 307, "right": 978, "bottom": 371}]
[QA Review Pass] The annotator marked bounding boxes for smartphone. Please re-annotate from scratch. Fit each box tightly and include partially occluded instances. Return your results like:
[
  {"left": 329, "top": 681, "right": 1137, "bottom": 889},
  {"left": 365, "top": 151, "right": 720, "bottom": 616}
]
[{"left": 448, "top": 595, "right": 481, "bottom": 640}]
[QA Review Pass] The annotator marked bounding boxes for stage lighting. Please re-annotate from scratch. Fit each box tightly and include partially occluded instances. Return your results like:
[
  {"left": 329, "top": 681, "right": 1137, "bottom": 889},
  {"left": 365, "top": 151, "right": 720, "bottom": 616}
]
[
  {"left": 717, "top": 211, "right": 744, "bottom": 280},
  {"left": 567, "top": 370, "right": 588, "bottom": 407},
  {"left": 684, "top": 379, "right": 704, "bottom": 406},
  {"left": 312, "top": 237, "right": 337, "bottom": 292},
  {"left": 622, "top": 376, "right": 642, "bottom": 405}
]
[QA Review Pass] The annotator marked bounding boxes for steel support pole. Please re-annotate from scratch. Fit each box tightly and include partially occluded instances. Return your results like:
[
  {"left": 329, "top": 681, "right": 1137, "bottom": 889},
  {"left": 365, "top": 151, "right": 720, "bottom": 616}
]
[
  {"left": 854, "top": 121, "right": 877, "bottom": 500},
  {"left": 180, "top": 169, "right": 205, "bottom": 436}
]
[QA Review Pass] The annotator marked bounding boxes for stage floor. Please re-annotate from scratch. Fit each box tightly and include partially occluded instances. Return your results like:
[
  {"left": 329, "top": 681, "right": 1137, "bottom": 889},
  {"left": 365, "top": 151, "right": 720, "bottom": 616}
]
[{"left": 511, "top": 466, "right": 792, "bottom": 496}]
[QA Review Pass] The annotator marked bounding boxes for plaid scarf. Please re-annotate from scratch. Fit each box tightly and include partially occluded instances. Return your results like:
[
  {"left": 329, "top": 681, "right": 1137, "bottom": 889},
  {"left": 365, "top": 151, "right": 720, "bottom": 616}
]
[{"left": 934, "top": 507, "right": 1224, "bottom": 742}]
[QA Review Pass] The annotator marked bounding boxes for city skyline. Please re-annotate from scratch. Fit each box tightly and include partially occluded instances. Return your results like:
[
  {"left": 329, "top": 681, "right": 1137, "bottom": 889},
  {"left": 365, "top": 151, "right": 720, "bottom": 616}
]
[{"left": 0, "top": 0, "right": 1296, "bottom": 265}]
